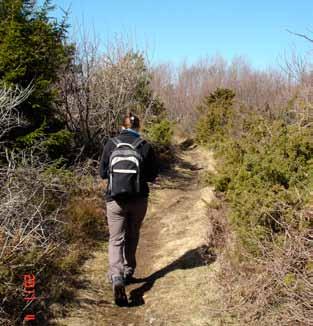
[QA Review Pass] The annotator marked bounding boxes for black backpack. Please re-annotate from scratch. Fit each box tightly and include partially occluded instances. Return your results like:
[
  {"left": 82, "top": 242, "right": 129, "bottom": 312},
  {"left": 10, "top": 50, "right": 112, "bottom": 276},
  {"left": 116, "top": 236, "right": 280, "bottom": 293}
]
[{"left": 108, "top": 137, "right": 144, "bottom": 198}]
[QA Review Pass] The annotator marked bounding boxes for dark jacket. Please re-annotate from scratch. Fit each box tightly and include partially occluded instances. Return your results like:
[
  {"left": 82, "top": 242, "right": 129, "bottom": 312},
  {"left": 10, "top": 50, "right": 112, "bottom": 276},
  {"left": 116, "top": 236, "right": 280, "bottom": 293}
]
[{"left": 99, "top": 129, "right": 159, "bottom": 201}]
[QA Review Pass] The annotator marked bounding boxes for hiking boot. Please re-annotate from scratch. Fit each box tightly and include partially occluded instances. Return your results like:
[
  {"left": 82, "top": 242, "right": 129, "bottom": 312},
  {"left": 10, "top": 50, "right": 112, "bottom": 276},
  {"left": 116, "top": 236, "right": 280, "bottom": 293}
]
[{"left": 112, "top": 275, "right": 128, "bottom": 307}]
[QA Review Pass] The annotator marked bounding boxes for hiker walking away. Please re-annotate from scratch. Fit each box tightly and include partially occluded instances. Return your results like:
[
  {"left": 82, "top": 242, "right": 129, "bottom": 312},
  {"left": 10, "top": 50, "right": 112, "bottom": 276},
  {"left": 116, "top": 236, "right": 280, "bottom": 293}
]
[{"left": 99, "top": 112, "right": 159, "bottom": 306}]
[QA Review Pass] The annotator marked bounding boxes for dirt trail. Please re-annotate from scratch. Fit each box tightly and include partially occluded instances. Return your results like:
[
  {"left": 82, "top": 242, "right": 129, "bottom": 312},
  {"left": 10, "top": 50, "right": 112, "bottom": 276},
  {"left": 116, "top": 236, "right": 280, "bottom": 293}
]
[{"left": 51, "top": 141, "right": 218, "bottom": 326}]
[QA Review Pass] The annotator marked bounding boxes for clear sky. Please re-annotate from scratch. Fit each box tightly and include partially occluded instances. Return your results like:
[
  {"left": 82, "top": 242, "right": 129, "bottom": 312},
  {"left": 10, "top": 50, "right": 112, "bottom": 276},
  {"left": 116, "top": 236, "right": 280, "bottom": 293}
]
[{"left": 51, "top": 0, "right": 313, "bottom": 69}]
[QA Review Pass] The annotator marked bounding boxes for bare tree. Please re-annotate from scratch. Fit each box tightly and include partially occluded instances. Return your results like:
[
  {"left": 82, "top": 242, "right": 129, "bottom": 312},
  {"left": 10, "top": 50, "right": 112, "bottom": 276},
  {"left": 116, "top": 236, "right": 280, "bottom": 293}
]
[
  {"left": 151, "top": 54, "right": 294, "bottom": 131},
  {"left": 57, "top": 32, "right": 159, "bottom": 157}
]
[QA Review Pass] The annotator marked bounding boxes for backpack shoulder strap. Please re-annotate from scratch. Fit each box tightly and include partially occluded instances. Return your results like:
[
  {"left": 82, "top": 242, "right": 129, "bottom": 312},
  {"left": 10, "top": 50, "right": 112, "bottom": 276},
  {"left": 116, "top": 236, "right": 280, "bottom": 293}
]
[
  {"left": 111, "top": 137, "right": 121, "bottom": 147},
  {"left": 132, "top": 137, "right": 145, "bottom": 149}
]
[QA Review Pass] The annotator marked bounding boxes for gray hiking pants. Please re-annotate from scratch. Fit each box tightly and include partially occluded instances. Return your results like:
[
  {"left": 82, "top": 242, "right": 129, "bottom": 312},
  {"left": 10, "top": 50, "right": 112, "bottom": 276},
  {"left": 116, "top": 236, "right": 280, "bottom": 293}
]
[{"left": 106, "top": 197, "right": 148, "bottom": 281}]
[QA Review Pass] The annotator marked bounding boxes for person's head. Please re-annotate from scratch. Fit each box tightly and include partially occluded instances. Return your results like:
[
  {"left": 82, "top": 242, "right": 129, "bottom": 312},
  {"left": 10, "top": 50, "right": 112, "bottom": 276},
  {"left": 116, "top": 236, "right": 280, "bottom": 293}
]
[{"left": 122, "top": 112, "right": 140, "bottom": 131}]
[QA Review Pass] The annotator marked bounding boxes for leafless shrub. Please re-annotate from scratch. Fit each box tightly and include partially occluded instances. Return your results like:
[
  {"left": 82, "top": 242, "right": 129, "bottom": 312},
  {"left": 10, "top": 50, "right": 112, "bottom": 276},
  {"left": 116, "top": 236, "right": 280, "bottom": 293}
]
[
  {"left": 57, "top": 32, "right": 158, "bottom": 155},
  {"left": 0, "top": 153, "right": 69, "bottom": 325},
  {"left": 0, "top": 161, "right": 68, "bottom": 264},
  {"left": 291, "top": 85, "right": 313, "bottom": 128},
  {"left": 0, "top": 83, "right": 33, "bottom": 140},
  {"left": 0, "top": 148, "right": 108, "bottom": 321}
]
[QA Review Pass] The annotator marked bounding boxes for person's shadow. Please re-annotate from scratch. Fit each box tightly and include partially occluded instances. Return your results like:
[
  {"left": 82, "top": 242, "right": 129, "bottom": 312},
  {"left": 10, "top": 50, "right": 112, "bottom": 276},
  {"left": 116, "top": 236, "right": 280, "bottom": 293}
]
[{"left": 127, "top": 245, "right": 216, "bottom": 307}]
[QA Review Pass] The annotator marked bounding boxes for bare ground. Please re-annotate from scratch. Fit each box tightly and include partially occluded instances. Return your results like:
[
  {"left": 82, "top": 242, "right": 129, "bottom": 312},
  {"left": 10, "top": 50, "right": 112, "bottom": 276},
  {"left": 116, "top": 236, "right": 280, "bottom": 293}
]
[{"left": 50, "top": 141, "right": 220, "bottom": 326}]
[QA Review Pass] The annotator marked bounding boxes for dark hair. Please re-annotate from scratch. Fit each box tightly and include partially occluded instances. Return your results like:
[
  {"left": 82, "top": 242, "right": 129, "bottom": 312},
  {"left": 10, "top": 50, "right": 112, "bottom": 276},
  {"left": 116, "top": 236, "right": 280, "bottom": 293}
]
[{"left": 122, "top": 112, "right": 140, "bottom": 129}]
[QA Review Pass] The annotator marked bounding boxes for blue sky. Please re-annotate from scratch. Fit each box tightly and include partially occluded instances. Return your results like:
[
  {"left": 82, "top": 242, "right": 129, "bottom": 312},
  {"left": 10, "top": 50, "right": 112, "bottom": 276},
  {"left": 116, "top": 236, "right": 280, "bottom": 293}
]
[{"left": 51, "top": 0, "right": 313, "bottom": 69}]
